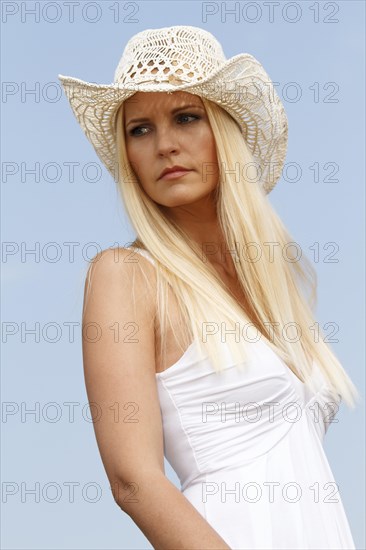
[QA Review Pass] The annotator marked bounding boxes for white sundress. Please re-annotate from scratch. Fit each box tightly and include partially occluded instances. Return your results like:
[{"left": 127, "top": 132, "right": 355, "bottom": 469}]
[{"left": 127, "top": 246, "right": 356, "bottom": 550}]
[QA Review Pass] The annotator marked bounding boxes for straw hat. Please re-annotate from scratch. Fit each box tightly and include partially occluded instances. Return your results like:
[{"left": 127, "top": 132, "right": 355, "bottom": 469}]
[{"left": 58, "top": 25, "right": 288, "bottom": 194}]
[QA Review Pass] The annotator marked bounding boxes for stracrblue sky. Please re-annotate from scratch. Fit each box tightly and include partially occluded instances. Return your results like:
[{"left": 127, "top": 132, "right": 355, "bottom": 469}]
[{"left": 2, "top": 1, "right": 364, "bottom": 548}]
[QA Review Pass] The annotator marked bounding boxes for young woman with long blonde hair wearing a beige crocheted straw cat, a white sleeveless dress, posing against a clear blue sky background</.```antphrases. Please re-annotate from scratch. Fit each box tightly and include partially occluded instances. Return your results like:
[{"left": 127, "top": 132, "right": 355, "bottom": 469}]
[{"left": 59, "top": 25, "right": 359, "bottom": 550}]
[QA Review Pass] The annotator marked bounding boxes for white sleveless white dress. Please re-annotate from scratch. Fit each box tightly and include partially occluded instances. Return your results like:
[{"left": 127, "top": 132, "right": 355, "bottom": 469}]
[{"left": 127, "top": 247, "right": 356, "bottom": 550}]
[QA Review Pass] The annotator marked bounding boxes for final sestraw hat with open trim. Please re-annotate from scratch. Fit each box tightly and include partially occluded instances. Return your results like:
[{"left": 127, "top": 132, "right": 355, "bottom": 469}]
[{"left": 58, "top": 25, "right": 288, "bottom": 194}]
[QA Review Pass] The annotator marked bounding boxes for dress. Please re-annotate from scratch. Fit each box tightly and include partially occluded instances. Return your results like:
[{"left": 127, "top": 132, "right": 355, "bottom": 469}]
[{"left": 127, "top": 247, "right": 356, "bottom": 550}]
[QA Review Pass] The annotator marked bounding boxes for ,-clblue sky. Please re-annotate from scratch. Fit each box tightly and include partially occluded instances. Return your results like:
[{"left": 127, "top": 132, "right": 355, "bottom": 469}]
[{"left": 2, "top": 1, "right": 365, "bottom": 548}]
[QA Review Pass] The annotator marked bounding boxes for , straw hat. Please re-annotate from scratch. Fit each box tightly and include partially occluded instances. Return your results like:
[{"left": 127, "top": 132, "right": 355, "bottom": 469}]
[{"left": 58, "top": 25, "right": 288, "bottom": 194}]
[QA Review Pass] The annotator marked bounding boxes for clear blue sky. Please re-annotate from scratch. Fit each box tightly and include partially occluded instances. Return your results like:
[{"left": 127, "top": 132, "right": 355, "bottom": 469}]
[{"left": 2, "top": 1, "right": 365, "bottom": 548}]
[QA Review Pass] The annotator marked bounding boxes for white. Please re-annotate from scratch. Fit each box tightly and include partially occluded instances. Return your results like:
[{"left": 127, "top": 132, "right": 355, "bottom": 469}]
[{"left": 129, "top": 247, "right": 356, "bottom": 550}]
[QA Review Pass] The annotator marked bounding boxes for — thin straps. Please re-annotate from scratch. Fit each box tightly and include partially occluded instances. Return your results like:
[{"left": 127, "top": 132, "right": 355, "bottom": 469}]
[{"left": 125, "top": 246, "right": 156, "bottom": 267}]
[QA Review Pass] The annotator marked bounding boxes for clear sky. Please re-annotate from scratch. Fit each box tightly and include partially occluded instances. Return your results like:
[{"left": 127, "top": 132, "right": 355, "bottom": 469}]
[{"left": 2, "top": 1, "right": 365, "bottom": 548}]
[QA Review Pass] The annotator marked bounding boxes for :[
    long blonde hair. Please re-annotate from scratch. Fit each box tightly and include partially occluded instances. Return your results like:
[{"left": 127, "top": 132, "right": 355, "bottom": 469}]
[{"left": 111, "top": 94, "right": 359, "bottom": 409}]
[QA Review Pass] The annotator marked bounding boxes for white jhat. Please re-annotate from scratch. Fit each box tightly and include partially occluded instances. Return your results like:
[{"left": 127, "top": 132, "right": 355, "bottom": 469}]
[{"left": 58, "top": 25, "right": 288, "bottom": 194}]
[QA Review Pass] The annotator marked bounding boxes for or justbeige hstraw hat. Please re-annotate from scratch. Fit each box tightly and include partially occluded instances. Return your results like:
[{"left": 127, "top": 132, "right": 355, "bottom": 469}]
[{"left": 58, "top": 25, "right": 288, "bottom": 194}]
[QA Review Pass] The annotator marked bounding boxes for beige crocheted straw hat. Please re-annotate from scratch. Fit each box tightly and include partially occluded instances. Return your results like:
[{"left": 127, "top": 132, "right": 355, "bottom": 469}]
[{"left": 58, "top": 25, "right": 288, "bottom": 194}]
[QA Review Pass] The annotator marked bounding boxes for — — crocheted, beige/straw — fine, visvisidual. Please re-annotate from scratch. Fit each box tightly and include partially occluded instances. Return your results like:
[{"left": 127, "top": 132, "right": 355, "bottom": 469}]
[{"left": 58, "top": 25, "right": 288, "bottom": 194}]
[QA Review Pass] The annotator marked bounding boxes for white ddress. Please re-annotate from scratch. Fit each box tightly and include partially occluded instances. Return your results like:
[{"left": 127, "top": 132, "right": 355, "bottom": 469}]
[{"left": 127, "top": 247, "right": 356, "bottom": 550}]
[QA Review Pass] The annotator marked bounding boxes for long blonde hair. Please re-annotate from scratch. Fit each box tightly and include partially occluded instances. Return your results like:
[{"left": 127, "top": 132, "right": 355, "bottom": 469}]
[{"left": 112, "top": 94, "right": 359, "bottom": 409}]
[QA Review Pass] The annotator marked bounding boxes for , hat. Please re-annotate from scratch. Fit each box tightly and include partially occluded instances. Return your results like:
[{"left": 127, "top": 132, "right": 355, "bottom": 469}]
[{"left": 58, "top": 25, "right": 288, "bottom": 194}]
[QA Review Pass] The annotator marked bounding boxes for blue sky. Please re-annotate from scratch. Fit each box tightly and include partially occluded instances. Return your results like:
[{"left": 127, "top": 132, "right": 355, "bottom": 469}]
[{"left": 2, "top": 1, "right": 365, "bottom": 548}]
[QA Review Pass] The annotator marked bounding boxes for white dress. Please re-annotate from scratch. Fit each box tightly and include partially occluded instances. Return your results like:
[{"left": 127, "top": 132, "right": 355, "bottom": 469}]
[{"left": 127, "top": 247, "right": 356, "bottom": 550}]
